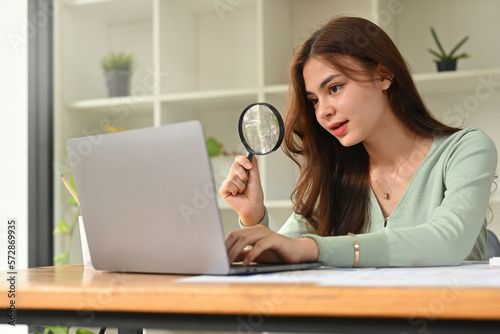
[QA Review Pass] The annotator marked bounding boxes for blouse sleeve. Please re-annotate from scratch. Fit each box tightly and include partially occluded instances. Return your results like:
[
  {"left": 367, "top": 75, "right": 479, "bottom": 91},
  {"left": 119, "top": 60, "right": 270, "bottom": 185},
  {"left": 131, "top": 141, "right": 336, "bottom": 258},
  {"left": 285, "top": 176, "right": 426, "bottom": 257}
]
[
  {"left": 238, "top": 207, "right": 270, "bottom": 229},
  {"left": 238, "top": 206, "right": 314, "bottom": 236}
]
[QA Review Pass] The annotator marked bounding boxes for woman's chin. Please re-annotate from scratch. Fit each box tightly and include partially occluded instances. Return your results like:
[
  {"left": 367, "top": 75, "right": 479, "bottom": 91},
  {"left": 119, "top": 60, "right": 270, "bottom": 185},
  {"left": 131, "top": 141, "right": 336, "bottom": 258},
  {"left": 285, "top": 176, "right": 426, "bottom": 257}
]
[{"left": 335, "top": 135, "right": 360, "bottom": 148}]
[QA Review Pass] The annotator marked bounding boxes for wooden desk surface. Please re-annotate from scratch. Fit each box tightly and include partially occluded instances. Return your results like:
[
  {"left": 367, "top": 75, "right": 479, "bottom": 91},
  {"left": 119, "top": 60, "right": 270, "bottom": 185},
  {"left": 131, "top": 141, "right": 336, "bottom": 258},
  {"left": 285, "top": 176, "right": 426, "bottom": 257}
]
[{"left": 2, "top": 264, "right": 500, "bottom": 320}]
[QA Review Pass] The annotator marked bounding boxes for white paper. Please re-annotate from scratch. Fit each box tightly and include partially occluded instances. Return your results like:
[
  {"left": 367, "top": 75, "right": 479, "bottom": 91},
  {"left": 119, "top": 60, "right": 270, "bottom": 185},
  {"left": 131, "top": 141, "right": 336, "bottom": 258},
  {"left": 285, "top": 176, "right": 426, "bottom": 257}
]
[
  {"left": 490, "top": 257, "right": 500, "bottom": 266},
  {"left": 177, "top": 267, "right": 375, "bottom": 284},
  {"left": 319, "top": 262, "right": 500, "bottom": 287},
  {"left": 176, "top": 262, "right": 500, "bottom": 287}
]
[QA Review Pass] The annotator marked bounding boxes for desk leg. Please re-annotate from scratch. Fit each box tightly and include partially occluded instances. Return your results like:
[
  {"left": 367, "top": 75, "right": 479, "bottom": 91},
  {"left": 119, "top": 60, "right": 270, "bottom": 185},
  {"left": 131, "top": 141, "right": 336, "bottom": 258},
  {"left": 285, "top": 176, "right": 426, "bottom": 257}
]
[{"left": 118, "top": 329, "right": 143, "bottom": 334}]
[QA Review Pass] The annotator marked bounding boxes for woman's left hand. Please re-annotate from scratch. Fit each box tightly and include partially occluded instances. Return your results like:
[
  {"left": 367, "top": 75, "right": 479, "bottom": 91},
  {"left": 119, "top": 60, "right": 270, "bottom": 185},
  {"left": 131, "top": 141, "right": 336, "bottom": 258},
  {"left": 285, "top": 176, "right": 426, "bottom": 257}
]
[{"left": 225, "top": 225, "right": 319, "bottom": 265}]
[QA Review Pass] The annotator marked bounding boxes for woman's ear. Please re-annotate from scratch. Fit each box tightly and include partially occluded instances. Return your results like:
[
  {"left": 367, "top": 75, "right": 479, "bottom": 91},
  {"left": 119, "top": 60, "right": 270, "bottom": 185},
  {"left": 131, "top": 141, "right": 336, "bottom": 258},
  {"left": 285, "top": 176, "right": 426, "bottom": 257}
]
[{"left": 377, "top": 64, "right": 394, "bottom": 90}]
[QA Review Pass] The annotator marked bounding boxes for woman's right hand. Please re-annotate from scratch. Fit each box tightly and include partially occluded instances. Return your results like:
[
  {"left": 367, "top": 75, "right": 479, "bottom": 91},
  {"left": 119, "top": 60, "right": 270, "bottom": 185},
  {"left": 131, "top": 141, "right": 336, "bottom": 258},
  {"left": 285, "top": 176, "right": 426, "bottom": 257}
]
[{"left": 219, "top": 155, "right": 265, "bottom": 226}]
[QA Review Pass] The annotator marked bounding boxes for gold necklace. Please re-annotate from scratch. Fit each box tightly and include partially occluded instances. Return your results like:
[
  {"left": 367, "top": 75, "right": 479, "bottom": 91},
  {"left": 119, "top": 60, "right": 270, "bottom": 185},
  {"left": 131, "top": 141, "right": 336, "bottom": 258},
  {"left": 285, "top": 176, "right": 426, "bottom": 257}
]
[{"left": 371, "top": 136, "right": 416, "bottom": 200}]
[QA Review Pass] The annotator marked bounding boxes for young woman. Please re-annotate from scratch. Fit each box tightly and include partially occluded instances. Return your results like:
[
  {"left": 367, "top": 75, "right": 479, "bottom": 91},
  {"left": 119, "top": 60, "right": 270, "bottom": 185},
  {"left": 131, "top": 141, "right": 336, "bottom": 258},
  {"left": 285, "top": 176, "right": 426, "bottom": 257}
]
[{"left": 219, "top": 16, "right": 497, "bottom": 268}]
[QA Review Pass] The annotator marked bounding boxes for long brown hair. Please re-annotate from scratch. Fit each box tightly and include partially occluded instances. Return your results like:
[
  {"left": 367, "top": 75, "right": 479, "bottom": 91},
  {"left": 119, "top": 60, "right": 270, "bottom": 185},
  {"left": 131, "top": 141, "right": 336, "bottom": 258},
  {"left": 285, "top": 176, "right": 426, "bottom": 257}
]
[{"left": 284, "top": 16, "right": 459, "bottom": 236}]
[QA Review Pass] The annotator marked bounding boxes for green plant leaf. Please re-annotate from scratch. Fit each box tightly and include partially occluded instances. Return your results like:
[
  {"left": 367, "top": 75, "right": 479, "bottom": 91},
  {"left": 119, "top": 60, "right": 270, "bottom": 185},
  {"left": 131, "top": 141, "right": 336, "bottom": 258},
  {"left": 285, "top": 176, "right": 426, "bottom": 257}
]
[
  {"left": 42, "top": 326, "right": 68, "bottom": 334},
  {"left": 76, "top": 329, "right": 96, "bottom": 334},
  {"left": 428, "top": 48, "right": 443, "bottom": 59},
  {"left": 429, "top": 27, "right": 469, "bottom": 61},
  {"left": 454, "top": 52, "right": 470, "bottom": 60},
  {"left": 53, "top": 220, "right": 69, "bottom": 235},
  {"left": 53, "top": 252, "right": 68, "bottom": 264},
  {"left": 67, "top": 196, "right": 78, "bottom": 205},
  {"left": 101, "top": 50, "right": 135, "bottom": 72},
  {"left": 69, "top": 174, "right": 76, "bottom": 189},
  {"left": 206, "top": 137, "right": 222, "bottom": 157},
  {"left": 448, "top": 35, "right": 469, "bottom": 59},
  {"left": 430, "top": 27, "right": 447, "bottom": 57},
  {"left": 67, "top": 175, "right": 77, "bottom": 205}
]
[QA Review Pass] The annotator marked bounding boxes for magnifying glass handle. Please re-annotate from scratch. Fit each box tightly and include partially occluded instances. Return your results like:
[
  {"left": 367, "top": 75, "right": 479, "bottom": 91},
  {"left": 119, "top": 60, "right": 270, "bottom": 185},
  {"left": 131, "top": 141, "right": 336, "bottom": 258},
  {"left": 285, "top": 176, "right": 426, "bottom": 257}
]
[{"left": 244, "top": 152, "right": 254, "bottom": 172}]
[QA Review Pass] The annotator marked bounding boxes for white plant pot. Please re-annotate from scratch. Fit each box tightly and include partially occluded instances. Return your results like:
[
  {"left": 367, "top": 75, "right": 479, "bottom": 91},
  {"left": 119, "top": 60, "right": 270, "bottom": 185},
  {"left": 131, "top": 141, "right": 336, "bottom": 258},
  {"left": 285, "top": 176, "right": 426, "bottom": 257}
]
[{"left": 210, "top": 155, "right": 234, "bottom": 192}]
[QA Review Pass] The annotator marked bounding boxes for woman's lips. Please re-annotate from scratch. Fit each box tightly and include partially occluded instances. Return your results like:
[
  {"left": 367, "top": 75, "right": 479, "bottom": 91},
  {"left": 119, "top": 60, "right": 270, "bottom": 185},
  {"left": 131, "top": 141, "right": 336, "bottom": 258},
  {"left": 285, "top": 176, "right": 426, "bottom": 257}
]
[{"left": 330, "top": 121, "right": 348, "bottom": 136}]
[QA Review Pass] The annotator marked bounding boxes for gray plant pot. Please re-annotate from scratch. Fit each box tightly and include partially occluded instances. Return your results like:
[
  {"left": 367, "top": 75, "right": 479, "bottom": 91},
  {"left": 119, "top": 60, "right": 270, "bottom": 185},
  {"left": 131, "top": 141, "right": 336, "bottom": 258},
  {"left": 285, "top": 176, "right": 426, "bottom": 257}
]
[
  {"left": 436, "top": 59, "right": 457, "bottom": 72},
  {"left": 104, "top": 70, "right": 131, "bottom": 97}
]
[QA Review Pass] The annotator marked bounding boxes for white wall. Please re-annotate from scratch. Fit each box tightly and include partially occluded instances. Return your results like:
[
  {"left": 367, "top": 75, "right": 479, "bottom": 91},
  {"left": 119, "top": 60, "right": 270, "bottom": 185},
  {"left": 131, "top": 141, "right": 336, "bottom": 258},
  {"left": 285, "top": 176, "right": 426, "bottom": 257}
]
[{"left": 0, "top": 0, "right": 28, "bottom": 333}]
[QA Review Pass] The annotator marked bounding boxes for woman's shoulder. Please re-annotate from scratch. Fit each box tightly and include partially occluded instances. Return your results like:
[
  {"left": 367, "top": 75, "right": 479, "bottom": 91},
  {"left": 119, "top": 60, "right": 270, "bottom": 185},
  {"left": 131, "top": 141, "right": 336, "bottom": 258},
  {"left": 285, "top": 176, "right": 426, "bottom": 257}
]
[
  {"left": 431, "top": 127, "right": 497, "bottom": 171},
  {"left": 434, "top": 127, "right": 496, "bottom": 152}
]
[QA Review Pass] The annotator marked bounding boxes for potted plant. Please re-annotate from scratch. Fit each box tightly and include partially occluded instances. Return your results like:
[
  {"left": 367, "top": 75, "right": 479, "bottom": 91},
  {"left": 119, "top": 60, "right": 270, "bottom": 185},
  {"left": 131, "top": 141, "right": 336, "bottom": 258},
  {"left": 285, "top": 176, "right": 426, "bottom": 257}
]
[
  {"left": 428, "top": 27, "right": 469, "bottom": 72},
  {"left": 101, "top": 51, "right": 135, "bottom": 97}
]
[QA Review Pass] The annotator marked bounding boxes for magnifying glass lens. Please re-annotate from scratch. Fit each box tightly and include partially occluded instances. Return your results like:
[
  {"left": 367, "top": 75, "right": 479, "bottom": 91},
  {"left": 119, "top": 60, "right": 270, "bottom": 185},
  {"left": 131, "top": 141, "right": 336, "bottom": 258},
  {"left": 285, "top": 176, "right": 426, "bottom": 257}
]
[
  {"left": 243, "top": 105, "right": 279, "bottom": 154},
  {"left": 238, "top": 103, "right": 284, "bottom": 162}
]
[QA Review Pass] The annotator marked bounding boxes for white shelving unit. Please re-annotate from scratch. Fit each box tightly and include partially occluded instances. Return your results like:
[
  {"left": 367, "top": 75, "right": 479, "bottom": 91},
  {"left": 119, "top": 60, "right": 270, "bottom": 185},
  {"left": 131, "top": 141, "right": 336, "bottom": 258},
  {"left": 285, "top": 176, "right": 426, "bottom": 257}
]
[{"left": 54, "top": 0, "right": 500, "bottom": 262}]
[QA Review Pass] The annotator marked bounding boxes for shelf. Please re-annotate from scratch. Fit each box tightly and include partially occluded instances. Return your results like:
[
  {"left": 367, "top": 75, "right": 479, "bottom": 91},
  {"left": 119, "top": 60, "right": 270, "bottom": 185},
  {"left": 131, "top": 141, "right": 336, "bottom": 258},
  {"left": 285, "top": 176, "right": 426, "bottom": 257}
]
[
  {"left": 265, "top": 200, "right": 293, "bottom": 209},
  {"left": 68, "top": 96, "right": 155, "bottom": 117},
  {"left": 160, "top": 88, "right": 261, "bottom": 100},
  {"left": 414, "top": 67, "right": 500, "bottom": 96},
  {"left": 261, "top": 67, "right": 500, "bottom": 98},
  {"left": 66, "top": 0, "right": 153, "bottom": 23},
  {"left": 160, "top": 88, "right": 260, "bottom": 111},
  {"left": 159, "top": 0, "right": 258, "bottom": 94},
  {"left": 263, "top": 84, "right": 288, "bottom": 94},
  {"left": 59, "top": 0, "right": 154, "bottom": 102},
  {"left": 260, "top": 67, "right": 500, "bottom": 98},
  {"left": 66, "top": 66, "right": 500, "bottom": 117},
  {"left": 169, "top": 0, "right": 256, "bottom": 14}
]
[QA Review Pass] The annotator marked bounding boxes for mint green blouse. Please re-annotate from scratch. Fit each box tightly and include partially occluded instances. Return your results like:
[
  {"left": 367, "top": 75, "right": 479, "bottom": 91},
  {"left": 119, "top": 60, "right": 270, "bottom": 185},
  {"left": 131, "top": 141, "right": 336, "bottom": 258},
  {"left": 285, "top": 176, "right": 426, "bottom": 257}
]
[{"left": 244, "top": 128, "right": 498, "bottom": 267}]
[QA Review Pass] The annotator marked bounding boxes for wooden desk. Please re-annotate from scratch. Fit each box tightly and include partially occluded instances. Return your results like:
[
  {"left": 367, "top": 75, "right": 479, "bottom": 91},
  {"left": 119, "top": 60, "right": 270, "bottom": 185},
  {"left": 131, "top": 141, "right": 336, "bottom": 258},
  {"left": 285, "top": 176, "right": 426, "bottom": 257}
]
[{"left": 1, "top": 264, "right": 500, "bottom": 333}]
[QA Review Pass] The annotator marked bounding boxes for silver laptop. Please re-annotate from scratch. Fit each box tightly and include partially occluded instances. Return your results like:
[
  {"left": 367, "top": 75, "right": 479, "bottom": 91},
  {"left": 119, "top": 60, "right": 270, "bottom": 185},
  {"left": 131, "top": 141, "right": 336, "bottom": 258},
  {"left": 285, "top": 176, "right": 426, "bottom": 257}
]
[{"left": 67, "top": 120, "right": 321, "bottom": 275}]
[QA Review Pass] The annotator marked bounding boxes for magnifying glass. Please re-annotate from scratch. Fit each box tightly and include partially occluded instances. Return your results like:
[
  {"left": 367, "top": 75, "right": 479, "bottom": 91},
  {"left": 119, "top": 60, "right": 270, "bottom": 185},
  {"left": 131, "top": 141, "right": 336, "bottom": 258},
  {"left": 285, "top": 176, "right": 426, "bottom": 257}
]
[{"left": 238, "top": 102, "right": 284, "bottom": 163}]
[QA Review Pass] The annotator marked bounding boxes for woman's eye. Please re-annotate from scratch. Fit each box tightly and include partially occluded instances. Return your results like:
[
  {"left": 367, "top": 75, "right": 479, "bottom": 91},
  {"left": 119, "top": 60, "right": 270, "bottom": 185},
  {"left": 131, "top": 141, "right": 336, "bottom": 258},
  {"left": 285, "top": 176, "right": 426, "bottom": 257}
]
[
  {"left": 309, "top": 98, "right": 318, "bottom": 106},
  {"left": 329, "top": 85, "right": 342, "bottom": 94}
]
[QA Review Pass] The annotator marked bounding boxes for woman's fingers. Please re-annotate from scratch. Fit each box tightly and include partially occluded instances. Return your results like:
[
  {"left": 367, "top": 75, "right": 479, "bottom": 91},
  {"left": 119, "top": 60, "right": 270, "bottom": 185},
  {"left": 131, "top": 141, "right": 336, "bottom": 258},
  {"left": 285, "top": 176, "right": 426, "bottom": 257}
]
[
  {"left": 242, "top": 235, "right": 301, "bottom": 265},
  {"left": 226, "top": 226, "right": 302, "bottom": 265},
  {"left": 230, "top": 156, "right": 251, "bottom": 181},
  {"left": 226, "top": 225, "right": 267, "bottom": 263},
  {"left": 219, "top": 156, "right": 250, "bottom": 197},
  {"left": 223, "top": 174, "right": 246, "bottom": 196},
  {"left": 234, "top": 155, "right": 253, "bottom": 170},
  {"left": 219, "top": 159, "right": 248, "bottom": 197},
  {"left": 234, "top": 247, "right": 282, "bottom": 265},
  {"left": 219, "top": 155, "right": 265, "bottom": 226},
  {"left": 241, "top": 237, "right": 280, "bottom": 265}
]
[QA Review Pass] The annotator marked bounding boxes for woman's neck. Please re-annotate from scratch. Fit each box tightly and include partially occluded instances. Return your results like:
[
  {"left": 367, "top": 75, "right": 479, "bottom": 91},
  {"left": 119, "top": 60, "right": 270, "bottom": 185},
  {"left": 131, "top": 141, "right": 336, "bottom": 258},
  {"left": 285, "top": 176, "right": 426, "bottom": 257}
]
[{"left": 362, "top": 114, "right": 417, "bottom": 169}]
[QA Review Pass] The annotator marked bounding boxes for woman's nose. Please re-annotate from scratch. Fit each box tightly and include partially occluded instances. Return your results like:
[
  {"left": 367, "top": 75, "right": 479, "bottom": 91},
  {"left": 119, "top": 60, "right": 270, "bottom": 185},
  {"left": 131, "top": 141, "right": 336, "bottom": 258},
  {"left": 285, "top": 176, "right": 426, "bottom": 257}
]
[{"left": 316, "top": 99, "right": 335, "bottom": 119}]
